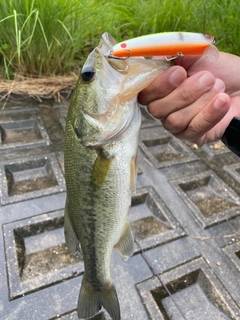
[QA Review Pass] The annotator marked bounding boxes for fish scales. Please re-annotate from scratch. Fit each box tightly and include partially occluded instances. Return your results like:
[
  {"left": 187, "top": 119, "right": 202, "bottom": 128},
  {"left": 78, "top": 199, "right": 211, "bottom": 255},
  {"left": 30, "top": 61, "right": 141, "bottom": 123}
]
[{"left": 64, "top": 32, "right": 170, "bottom": 320}]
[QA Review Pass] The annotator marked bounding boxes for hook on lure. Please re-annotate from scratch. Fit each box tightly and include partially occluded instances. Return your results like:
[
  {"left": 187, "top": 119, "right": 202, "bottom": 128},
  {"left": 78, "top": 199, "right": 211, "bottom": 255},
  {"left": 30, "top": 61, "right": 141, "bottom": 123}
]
[
  {"left": 106, "top": 50, "right": 130, "bottom": 73},
  {"left": 165, "top": 52, "right": 185, "bottom": 61},
  {"left": 106, "top": 49, "right": 131, "bottom": 73}
]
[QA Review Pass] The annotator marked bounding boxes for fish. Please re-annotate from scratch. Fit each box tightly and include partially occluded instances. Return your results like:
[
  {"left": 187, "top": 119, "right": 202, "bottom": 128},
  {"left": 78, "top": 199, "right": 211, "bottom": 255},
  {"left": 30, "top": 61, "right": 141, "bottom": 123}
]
[
  {"left": 63, "top": 32, "right": 171, "bottom": 320},
  {"left": 111, "top": 32, "right": 218, "bottom": 60}
]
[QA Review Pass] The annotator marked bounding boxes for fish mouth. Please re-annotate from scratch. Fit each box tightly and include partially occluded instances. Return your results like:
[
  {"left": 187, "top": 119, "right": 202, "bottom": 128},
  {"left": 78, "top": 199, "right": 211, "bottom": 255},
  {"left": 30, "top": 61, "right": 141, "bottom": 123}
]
[{"left": 97, "top": 47, "right": 129, "bottom": 74}]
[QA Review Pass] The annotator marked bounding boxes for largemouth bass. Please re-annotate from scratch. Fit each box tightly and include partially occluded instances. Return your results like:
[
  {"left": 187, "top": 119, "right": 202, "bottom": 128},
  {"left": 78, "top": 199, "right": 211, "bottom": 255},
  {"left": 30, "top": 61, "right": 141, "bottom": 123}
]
[{"left": 64, "top": 32, "right": 170, "bottom": 320}]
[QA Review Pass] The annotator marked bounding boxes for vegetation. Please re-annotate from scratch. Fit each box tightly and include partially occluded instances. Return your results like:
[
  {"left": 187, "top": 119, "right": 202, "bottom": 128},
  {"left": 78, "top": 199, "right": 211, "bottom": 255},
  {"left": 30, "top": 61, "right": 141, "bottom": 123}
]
[{"left": 0, "top": 0, "right": 239, "bottom": 79}]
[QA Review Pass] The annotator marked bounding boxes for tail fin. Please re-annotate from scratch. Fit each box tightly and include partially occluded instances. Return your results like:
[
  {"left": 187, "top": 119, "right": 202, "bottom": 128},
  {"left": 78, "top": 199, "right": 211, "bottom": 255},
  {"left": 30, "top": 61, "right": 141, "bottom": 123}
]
[{"left": 77, "top": 276, "right": 120, "bottom": 320}]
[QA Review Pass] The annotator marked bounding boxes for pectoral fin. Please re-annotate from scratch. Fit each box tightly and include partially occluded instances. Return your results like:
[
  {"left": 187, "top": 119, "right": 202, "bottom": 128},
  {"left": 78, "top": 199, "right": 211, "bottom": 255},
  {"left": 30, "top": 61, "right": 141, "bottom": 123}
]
[
  {"left": 91, "top": 150, "right": 114, "bottom": 191},
  {"left": 64, "top": 205, "right": 82, "bottom": 257},
  {"left": 115, "top": 220, "right": 134, "bottom": 261}
]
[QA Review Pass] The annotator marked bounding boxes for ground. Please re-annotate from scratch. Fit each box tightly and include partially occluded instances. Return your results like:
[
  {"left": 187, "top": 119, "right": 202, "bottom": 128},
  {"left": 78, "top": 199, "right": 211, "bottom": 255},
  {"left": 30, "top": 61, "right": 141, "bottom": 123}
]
[{"left": 0, "top": 100, "right": 240, "bottom": 320}]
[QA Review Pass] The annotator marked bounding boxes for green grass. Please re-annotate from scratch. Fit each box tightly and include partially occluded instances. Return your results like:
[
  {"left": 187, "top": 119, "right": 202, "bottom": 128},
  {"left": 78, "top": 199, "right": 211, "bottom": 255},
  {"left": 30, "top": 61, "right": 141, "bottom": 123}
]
[{"left": 0, "top": 0, "right": 239, "bottom": 78}]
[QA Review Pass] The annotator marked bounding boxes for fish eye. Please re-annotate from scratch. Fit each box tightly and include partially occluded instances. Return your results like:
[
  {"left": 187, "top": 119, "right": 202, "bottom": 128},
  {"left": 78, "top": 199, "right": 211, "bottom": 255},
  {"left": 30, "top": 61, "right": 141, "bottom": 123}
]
[{"left": 81, "top": 65, "right": 95, "bottom": 82}]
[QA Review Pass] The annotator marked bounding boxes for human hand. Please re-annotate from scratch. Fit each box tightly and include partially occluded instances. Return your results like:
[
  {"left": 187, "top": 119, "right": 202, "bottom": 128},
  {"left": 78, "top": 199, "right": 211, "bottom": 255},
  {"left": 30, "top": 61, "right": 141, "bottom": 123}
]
[{"left": 138, "top": 52, "right": 240, "bottom": 146}]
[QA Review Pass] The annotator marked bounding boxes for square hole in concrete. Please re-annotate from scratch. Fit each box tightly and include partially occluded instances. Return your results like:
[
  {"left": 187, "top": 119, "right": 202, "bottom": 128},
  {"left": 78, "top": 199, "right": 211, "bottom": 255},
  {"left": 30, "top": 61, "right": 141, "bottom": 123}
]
[
  {"left": 0, "top": 154, "right": 65, "bottom": 204},
  {"left": 3, "top": 210, "right": 82, "bottom": 299},
  {"left": 5, "top": 157, "right": 58, "bottom": 196},
  {"left": 171, "top": 171, "right": 240, "bottom": 228},
  {"left": 152, "top": 269, "right": 233, "bottom": 320},
  {"left": 137, "top": 258, "right": 239, "bottom": 320},
  {"left": 131, "top": 216, "right": 169, "bottom": 241},
  {"left": 0, "top": 116, "right": 50, "bottom": 150},
  {"left": 144, "top": 136, "right": 188, "bottom": 162},
  {"left": 180, "top": 176, "right": 238, "bottom": 217},
  {"left": 139, "top": 127, "right": 197, "bottom": 168},
  {"left": 130, "top": 187, "right": 184, "bottom": 251},
  {"left": 0, "top": 120, "right": 42, "bottom": 144}
]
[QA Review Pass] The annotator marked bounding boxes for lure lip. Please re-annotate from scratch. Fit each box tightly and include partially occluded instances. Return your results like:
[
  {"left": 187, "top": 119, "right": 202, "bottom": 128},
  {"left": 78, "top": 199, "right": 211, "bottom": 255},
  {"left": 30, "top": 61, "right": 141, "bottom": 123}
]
[{"left": 111, "top": 32, "right": 216, "bottom": 59}]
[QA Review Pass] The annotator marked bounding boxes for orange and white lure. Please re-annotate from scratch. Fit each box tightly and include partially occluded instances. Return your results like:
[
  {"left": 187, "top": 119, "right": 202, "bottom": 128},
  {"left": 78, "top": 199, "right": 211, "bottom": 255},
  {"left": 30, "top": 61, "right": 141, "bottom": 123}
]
[{"left": 111, "top": 32, "right": 218, "bottom": 60}]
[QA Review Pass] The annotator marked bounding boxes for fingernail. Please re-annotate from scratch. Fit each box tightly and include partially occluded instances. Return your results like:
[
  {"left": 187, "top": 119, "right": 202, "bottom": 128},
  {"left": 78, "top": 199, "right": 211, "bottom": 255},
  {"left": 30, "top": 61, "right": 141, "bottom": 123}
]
[
  {"left": 169, "top": 69, "right": 186, "bottom": 87},
  {"left": 199, "top": 73, "right": 215, "bottom": 89},
  {"left": 213, "top": 79, "right": 225, "bottom": 93},
  {"left": 214, "top": 96, "right": 227, "bottom": 109}
]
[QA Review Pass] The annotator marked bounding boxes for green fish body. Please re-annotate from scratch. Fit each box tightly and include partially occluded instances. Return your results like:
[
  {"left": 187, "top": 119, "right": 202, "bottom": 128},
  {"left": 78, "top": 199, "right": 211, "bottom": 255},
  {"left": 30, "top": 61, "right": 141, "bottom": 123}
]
[{"left": 64, "top": 33, "right": 169, "bottom": 320}]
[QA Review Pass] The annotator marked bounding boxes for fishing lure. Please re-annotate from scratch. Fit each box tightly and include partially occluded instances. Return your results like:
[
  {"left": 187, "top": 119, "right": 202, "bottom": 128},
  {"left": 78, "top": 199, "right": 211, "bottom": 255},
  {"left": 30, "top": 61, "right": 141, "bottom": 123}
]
[{"left": 111, "top": 32, "right": 218, "bottom": 60}]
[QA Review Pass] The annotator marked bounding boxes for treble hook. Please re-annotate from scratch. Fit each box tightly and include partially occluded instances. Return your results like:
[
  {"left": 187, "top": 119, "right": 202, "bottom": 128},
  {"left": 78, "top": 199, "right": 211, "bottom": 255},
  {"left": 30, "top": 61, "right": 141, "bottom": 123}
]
[
  {"left": 165, "top": 52, "right": 185, "bottom": 61},
  {"left": 106, "top": 50, "right": 130, "bottom": 73}
]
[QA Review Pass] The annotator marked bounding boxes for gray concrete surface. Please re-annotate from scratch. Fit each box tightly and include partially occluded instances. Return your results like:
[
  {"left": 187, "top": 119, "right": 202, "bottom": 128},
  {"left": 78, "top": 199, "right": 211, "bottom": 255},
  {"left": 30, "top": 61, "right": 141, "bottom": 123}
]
[{"left": 0, "top": 100, "right": 240, "bottom": 319}]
